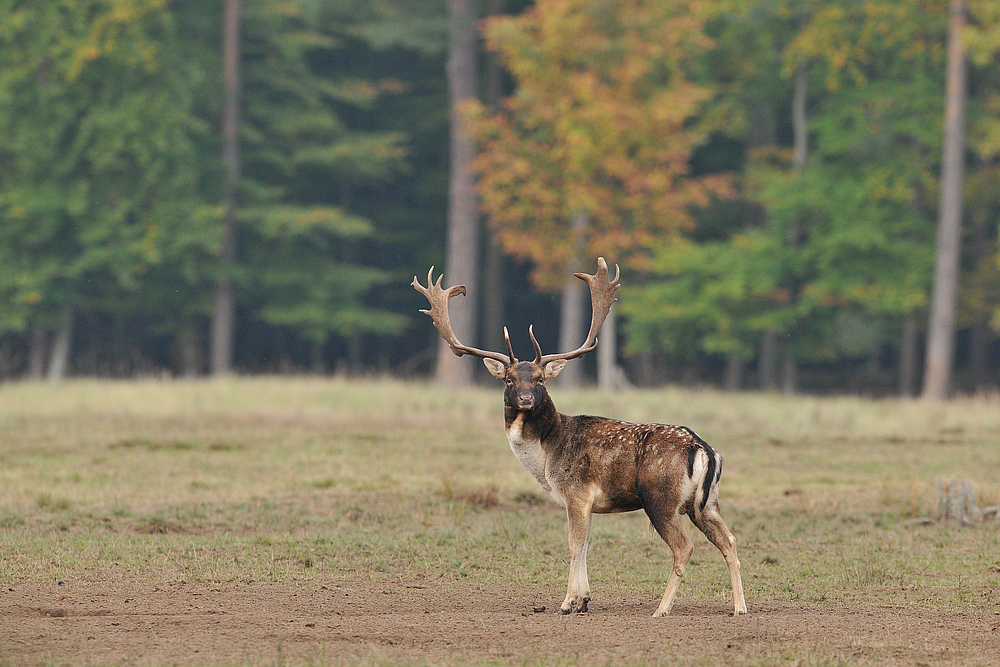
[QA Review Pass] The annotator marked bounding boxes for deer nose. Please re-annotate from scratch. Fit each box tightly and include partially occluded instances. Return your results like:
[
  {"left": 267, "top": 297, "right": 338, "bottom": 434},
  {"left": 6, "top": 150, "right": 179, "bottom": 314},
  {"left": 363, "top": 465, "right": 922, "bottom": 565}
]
[{"left": 517, "top": 392, "right": 534, "bottom": 408}]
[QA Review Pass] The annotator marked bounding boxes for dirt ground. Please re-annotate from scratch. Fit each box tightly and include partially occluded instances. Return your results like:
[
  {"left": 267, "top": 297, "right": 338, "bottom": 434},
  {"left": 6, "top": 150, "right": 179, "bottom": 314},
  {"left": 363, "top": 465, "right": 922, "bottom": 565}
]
[{"left": 3, "top": 577, "right": 999, "bottom": 666}]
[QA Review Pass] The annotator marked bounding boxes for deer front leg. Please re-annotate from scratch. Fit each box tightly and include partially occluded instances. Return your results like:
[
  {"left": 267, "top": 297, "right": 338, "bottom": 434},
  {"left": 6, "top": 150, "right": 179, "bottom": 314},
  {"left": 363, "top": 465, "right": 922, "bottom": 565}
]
[{"left": 558, "top": 498, "right": 594, "bottom": 614}]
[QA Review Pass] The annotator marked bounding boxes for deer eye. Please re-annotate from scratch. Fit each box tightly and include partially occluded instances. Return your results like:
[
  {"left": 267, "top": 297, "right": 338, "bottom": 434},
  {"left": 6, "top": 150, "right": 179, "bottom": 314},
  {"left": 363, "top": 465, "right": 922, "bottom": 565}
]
[{"left": 504, "top": 377, "right": 513, "bottom": 386}]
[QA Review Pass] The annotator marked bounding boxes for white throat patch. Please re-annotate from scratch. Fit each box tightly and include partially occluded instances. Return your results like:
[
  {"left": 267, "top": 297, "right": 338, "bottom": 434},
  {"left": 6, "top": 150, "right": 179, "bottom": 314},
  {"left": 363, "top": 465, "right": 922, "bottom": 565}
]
[{"left": 506, "top": 412, "right": 550, "bottom": 493}]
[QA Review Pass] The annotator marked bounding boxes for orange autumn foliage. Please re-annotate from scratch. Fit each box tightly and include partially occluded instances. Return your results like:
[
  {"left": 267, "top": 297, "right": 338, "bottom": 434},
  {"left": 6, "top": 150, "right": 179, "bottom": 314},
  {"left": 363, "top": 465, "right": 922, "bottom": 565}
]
[{"left": 467, "top": 0, "right": 730, "bottom": 289}]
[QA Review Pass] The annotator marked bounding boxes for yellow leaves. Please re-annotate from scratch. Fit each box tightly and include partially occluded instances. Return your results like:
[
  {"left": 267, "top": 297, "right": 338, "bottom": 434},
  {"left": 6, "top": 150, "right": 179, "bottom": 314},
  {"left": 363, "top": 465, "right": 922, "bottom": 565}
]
[
  {"left": 970, "top": 93, "right": 1000, "bottom": 160},
  {"left": 61, "top": 0, "right": 168, "bottom": 81},
  {"left": 24, "top": 291, "right": 42, "bottom": 305},
  {"left": 784, "top": 0, "right": 949, "bottom": 91},
  {"left": 966, "top": 0, "right": 1000, "bottom": 65},
  {"left": 470, "top": 0, "right": 726, "bottom": 287}
]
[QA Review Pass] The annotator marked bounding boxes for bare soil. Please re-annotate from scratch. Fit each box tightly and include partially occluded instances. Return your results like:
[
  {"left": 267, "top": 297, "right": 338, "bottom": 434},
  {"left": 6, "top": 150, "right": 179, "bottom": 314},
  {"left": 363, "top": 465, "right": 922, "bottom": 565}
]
[{"left": 3, "top": 577, "right": 999, "bottom": 666}]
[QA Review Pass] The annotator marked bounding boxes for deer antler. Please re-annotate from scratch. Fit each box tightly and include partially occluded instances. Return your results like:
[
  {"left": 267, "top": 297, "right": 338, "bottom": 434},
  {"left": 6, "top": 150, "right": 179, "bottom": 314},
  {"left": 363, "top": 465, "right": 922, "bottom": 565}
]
[
  {"left": 412, "top": 267, "right": 514, "bottom": 364},
  {"left": 535, "top": 257, "right": 620, "bottom": 365}
]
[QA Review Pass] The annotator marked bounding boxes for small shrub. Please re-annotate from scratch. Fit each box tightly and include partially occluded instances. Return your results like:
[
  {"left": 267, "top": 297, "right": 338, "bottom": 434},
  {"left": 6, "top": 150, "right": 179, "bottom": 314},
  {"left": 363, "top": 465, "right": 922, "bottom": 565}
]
[
  {"left": 137, "top": 514, "right": 183, "bottom": 534},
  {"left": 438, "top": 473, "right": 501, "bottom": 508},
  {"left": 36, "top": 493, "right": 72, "bottom": 511},
  {"left": 513, "top": 490, "right": 547, "bottom": 506}
]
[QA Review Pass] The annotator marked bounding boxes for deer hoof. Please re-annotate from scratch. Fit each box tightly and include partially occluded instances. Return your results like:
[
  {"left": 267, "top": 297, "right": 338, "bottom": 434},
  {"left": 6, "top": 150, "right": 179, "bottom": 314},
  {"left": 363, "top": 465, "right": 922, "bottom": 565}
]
[{"left": 557, "top": 597, "right": 590, "bottom": 614}]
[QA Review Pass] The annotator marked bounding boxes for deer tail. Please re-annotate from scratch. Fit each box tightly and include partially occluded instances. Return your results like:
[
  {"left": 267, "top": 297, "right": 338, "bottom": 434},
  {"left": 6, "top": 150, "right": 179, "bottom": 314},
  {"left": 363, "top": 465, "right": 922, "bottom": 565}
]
[{"left": 684, "top": 429, "right": 723, "bottom": 518}]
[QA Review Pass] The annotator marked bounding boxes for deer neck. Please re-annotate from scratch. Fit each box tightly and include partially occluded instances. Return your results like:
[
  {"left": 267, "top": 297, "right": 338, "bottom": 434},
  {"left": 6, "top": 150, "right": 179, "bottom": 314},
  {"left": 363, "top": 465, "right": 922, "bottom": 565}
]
[
  {"left": 502, "top": 393, "right": 564, "bottom": 492},
  {"left": 504, "top": 393, "right": 560, "bottom": 444}
]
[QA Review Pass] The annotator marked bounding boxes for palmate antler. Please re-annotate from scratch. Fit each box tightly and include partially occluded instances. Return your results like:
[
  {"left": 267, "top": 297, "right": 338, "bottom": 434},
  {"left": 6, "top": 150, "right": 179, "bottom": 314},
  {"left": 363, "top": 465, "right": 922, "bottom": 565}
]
[
  {"left": 536, "top": 257, "right": 620, "bottom": 365},
  {"left": 411, "top": 267, "right": 514, "bottom": 364},
  {"left": 413, "top": 257, "right": 620, "bottom": 367}
]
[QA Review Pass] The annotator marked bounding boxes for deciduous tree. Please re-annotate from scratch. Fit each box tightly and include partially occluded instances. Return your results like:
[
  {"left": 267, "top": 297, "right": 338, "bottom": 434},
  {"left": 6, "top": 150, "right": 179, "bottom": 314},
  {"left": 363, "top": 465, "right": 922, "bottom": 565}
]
[
  {"left": 469, "top": 0, "right": 724, "bottom": 384},
  {"left": 0, "top": 0, "right": 202, "bottom": 380}
]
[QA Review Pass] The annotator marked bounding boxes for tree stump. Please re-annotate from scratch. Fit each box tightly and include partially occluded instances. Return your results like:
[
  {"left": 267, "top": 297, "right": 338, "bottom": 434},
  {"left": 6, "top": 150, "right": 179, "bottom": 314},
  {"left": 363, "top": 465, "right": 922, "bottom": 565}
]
[{"left": 934, "top": 479, "right": 982, "bottom": 525}]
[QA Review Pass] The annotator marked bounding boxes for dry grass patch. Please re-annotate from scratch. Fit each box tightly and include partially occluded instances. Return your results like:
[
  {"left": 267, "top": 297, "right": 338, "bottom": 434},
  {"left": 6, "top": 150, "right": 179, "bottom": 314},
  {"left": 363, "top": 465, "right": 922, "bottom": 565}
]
[{"left": 1, "top": 378, "right": 999, "bottom": 665}]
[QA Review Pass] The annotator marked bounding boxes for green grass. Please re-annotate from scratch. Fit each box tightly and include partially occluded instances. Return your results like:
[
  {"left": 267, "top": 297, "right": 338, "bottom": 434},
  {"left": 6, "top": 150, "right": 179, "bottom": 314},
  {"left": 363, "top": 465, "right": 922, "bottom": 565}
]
[{"left": 1, "top": 377, "right": 999, "bottom": 612}]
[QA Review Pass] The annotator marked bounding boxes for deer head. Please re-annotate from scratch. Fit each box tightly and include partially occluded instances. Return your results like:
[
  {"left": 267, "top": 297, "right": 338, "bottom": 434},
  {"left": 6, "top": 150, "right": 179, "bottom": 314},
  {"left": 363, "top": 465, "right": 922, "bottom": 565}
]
[{"left": 412, "top": 257, "right": 621, "bottom": 402}]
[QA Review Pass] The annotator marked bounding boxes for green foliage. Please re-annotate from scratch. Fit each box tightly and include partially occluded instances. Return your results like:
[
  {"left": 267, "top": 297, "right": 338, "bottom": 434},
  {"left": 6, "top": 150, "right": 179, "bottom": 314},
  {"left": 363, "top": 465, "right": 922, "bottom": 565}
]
[
  {"left": 0, "top": 0, "right": 432, "bottom": 365},
  {"left": 231, "top": 0, "right": 414, "bottom": 341},
  {"left": 0, "top": 0, "right": 201, "bottom": 331},
  {"left": 0, "top": 0, "right": 999, "bottom": 386},
  {"left": 625, "top": 0, "right": 946, "bottom": 371}
]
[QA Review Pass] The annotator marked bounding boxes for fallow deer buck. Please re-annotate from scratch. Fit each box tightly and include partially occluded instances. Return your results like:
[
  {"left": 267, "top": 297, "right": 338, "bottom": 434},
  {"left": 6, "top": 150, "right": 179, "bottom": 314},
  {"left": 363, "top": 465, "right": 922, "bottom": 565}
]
[{"left": 413, "top": 258, "right": 747, "bottom": 618}]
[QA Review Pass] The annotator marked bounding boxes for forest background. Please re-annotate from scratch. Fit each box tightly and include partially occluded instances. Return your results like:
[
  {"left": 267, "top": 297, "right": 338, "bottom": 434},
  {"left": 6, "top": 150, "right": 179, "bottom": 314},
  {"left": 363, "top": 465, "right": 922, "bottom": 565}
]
[{"left": 1, "top": 0, "right": 999, "bottom": 399}]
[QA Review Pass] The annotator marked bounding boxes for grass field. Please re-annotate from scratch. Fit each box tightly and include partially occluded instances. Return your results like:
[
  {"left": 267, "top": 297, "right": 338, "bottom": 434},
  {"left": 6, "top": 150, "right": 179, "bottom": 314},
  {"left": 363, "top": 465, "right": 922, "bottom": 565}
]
[{"left": 1, "top": 377, "right": 1000, "bottom": 665}]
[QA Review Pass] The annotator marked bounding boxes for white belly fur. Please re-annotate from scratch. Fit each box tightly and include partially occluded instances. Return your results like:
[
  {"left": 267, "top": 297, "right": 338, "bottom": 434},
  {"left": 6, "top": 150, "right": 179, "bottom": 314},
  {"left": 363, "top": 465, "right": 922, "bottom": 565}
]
[{"left": 506, "top": 413, "right": 563, "bottom": 506}]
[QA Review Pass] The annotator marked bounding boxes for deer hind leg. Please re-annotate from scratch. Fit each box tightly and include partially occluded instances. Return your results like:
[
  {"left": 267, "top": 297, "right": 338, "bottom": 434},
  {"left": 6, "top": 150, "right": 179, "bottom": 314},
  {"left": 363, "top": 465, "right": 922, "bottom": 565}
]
[
  {"left": 637, "top": 481, "right": 692, "bottom": 617},
  {"left": 692, "top": 500, "right": 747, "bottom": 616},
  {"left": 558, "top": 497, "right": 594, "bottom": 614},
  {"left": 648, "top": 511, "right": 693, "bottom": 617}
]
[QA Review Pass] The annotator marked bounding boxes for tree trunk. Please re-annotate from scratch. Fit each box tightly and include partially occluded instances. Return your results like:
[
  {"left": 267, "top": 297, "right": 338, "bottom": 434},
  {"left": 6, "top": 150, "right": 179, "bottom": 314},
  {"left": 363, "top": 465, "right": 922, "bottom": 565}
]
[
  {"left": 556, "top": 212, "right": 589, "bottom": 389},
  {"left": 632, "top": 350, "right": 655, "bottom": 387},
  {"left": 46, "top": 302, "right": 73, "bottom": 382},
  {"left": 484, "top": 0, "right": 505, "bottom": 107},
  {"left": 723, "top": 353, "right": 743, "bottom": 392},
  {"left": 436, "top": 0, "right": 480, "bottom": 387},
  {"left": 179, "top": 321, "right": 201, "bottom": 378},
  {"left": 348, "top": 334, "right": 363, "bottom": 375},
  {"left": 210, "top": 281, "right": 235, "bottom": 376},
  {"left": 935, "top": 479, "right": 982, "bottom": 524},
  {"left": 556, "top": 268, "right": 587, "bottom": 389},
  {"left": 480, "top": 0, "right": 507, "bottom": 360},
  {"left": 968, "top": 321, "right": 989, "bottom": 392},
  {"left": 211, "top": 0, "right": 242, "bottom": 377},
  {"left": 781, "top": 346, "right": 797, "bottom": 396},
  {"left": 311, "top": 339, "right": 325, "bottom": 375},
  {"left": 597, "top": 305, "right": 619, "bottom": 391},
  {"left": 759, "top": 331, "right": 778, "bottom": 391},
  {"left": 899, "top": 317, "right": 920, "bottom": 397},
  {"left": 28, "top": 325, "right": 47, "bottom": 380},
  {"left": 776, "top": 63, "right": 809, "bottom": 396},
  {"left": 923, "top": 0, "right": 968, "bottom": 401},
  {"left": 482, "top": 235, "right": 505, "bottom": 355}
]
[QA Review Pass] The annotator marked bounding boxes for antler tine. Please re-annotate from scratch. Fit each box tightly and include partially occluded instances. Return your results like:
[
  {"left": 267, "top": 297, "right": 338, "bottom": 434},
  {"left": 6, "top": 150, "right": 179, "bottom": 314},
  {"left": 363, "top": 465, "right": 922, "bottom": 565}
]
[
  {"left": 412, "top": 268, "right": 512, "bottom": 364},
  {"left": 529, "top": 325, "right": 543, "bottom": 364},
  {"left": 538, "top": 257, "right": 621, "bottom": 366},
  {"left": 503, "top": 327, "right": 518, "bottom": 363}
]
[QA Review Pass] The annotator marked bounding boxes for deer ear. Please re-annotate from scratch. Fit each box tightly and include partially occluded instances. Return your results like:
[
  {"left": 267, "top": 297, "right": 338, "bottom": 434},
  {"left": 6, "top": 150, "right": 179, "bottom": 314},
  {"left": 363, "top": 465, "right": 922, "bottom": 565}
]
[
  {"left": 483, "top": 358, "right": 507, "bottom": 380},
  {"left": 542, "top": 359, "right": 567, "bottom": 380}
]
